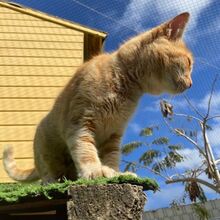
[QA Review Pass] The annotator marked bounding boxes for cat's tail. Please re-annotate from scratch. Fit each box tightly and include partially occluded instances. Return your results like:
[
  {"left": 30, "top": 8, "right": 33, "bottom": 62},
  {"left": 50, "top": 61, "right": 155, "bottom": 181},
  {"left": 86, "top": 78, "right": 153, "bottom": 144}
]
[{"left": 3, "top": 145, "right": 39, "bottom": 182}]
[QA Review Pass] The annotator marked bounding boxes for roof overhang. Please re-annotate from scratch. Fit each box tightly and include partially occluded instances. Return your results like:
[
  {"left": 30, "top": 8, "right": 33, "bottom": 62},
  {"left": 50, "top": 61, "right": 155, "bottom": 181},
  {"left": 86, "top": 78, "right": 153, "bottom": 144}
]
[{"left": 0, "top": 1, "right": 108, "bottom": 39}]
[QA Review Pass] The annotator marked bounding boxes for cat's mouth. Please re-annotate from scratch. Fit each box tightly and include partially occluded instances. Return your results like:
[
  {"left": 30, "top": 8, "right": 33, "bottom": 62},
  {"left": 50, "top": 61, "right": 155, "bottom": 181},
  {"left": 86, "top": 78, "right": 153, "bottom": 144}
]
[{"left": 172, "top": 76, "right": 192, "bottom": 94}]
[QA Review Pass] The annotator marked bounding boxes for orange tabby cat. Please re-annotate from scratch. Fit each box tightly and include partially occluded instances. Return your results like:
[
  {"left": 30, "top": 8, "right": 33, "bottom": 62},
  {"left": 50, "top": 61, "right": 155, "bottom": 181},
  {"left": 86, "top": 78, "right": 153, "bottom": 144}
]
[{"left": 3, "top": 12, "right": 193, "bottom": 182}]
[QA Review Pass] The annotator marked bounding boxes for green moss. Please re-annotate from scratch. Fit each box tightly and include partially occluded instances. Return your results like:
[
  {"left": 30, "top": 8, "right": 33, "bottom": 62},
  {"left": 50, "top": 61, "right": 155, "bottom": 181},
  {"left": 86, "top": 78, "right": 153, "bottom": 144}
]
[{"left": 0, "top": 175, "right": 158, "bottom": 204}]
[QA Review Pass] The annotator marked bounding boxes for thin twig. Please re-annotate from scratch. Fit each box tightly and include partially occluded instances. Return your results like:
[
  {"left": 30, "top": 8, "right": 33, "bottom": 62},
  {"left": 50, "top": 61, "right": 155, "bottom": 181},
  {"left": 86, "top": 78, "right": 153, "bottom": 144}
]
[
  {"left": 173, "top": 113, "right": 203, "bottom": 123},
  {"left": 183, "top": 94, "right": 204, "bottom": 118},
  {"left": 162, "top": 117, "right": 206, "bottom": 158},
  {"left": 166, "top": 177, "right": 220, "bottom": 193},
  {"left": 207, "top": 115, "right": 220, "bottom": 121},
  {"left": 200, "top": 121, "right": 214, "bottom": 175},
  {"left": 174, "top": 129, "right": 206, "bottom": 158},
  {"left": 200, "top": 122, "right": 220, "bottom": 184},
  {"left": 122, "top": 159, "right": 169, "bottom": 180},
  {"left": 205, "top": 74, "right": 219, "bottom": 119},
  {"left": 215, "top": 159, "right": 220, "bottom": 165}
]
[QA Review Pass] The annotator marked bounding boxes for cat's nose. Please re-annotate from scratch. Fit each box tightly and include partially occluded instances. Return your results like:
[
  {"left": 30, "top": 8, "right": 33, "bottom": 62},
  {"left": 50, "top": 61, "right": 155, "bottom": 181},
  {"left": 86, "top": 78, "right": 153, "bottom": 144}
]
[
  {"left": 188, "top": 80, "right": 192, "bottom": 88},
  {"left": 187, "top": 78, "right": 192, "bottom": 89}
]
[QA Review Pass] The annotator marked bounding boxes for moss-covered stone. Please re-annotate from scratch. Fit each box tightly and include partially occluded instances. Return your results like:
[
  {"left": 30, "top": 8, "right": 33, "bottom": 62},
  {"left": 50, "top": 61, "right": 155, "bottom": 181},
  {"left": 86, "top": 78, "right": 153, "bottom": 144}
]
[{"left": 0, "top": 175, "right": 158, "bottom": 204}]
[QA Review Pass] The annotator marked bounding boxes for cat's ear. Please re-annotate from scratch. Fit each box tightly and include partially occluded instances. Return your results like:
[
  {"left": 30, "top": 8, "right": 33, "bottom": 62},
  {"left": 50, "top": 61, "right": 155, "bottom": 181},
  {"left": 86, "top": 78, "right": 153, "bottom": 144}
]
[{"left": 165, "top": 12, "right": 190, "bottom": 40}]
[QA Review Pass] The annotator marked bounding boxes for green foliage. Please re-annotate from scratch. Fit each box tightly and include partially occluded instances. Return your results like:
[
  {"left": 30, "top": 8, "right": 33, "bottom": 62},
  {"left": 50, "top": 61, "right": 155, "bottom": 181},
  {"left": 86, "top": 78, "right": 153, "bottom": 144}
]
[
  {"left": 152, "top": 137, "right": 169, "bottom": 145},
  {"left": 168, "top": 145, "right": 182, "bottom": 150},
  {"left": 185, "top": 182, "right": 207, "bottom": 203},
  {"left": 0, "top": 175, "right": 159, "bottom": 204},
  {"left": 175, "top": 128, "right": 185, "bottom": 135},
  {"left": 140, "top": 127, "right": 153, "bottom": 137},
  {"left": 124, "top": 162, "right": 137, "bottom": 173},
  {"left": 152, "top": 151, "right": 184, "bottom": 173},
  {"left": 121, "top": 141, "right": 142, "bottom": 155},
  {"left": 192, "top": 203, "right": 211, "bottom": 220},
  {"left": 205, "top": 124, "right": 212, "bottom": 131},
  {"left": 124, "top": 93, "right": 219, "bottom": 208},
  {"left": 123, "top": 124, "right": 184, "bottom": 175},
  {"left": 139, "top": 150, "right": 161, "bottom": 166},
  {"left": 139, "top": 125, "right": 159, "bottom": 137}
]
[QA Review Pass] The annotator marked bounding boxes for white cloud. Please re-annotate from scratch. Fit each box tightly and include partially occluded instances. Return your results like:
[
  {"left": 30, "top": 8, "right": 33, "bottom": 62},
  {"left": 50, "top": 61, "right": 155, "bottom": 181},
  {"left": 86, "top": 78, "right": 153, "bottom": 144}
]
[
  {"left": 128, "top": 122, "right": 142, "bottom": 134},
  {"left": 198, "top": 90, "right": 220, "bottom": 116},
  {"left": 146, "top": 184, "right": 185, "bottom": 210},
  {"left": 176, "top": 148, "right": 203, "bottom": 169},
  {"left": 154, "top": 0, "right": 212, "bottom": 31},
  {"left": 207, "top": 121, "right": 220, "bottom": 150},
  {"left": 143, "top": 97, "right": 188, "bottom": 113},
  {"left": 169, "top": 97, "right": 188, "bottom": 112},
  {"left": 143, "top": 100, "right": 160, "bottom": 112},
  {"left": 194, "top": 90, "right": 220, "bottom": 149},
  {"left": 119, "top": 0, "right": 212, "bottom": 34},
  {"left": 117, "top": 0, "right": 154, "bottom": 32}
]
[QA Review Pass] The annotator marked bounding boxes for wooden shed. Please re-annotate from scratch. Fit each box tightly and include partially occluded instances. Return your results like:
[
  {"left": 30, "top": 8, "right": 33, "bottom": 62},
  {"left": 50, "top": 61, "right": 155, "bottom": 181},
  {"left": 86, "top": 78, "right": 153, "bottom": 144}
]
[{"left": 0, "top": 1, "right": 107, "bottom": 182}]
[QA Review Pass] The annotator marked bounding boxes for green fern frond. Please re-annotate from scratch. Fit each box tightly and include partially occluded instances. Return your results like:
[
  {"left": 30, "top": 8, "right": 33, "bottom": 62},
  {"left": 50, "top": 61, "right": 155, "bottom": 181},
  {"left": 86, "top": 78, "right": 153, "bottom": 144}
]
[
  {"left": 152, "top": 137, "right": 169, "bottom": 145},
  {"left": 121, "top": 142, "right": 142, "bottom": 155}
]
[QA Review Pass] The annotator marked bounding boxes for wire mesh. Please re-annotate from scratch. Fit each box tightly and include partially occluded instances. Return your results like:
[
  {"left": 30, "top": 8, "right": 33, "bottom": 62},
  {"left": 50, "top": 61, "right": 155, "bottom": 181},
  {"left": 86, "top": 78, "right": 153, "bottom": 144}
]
[{"left": 0, "top": 0, "right": 219, "bottom": 186}]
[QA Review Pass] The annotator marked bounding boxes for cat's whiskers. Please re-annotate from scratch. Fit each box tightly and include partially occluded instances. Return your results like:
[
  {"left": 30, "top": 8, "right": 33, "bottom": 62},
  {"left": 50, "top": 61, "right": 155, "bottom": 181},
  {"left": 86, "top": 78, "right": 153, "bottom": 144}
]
[
  {"left": 167, "top": 56, "right": 220, "bottom": 108},
  {"left": 166, "top": 70, "right": 187, "bottom": 103}
]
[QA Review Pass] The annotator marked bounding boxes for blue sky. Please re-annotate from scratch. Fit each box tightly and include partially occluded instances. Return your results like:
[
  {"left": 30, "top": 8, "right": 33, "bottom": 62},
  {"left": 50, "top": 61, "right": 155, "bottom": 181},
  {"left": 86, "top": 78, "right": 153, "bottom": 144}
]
[{"left": 12, "top": 0, "right": 220, "bottom": 210}]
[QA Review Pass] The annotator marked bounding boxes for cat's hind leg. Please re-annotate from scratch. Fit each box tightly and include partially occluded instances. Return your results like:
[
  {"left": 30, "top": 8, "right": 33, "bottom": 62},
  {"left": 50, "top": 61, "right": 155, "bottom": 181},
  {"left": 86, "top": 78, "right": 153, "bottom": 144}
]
[{"left": 34, "top": 124, "right": 68, "bottom": 184}]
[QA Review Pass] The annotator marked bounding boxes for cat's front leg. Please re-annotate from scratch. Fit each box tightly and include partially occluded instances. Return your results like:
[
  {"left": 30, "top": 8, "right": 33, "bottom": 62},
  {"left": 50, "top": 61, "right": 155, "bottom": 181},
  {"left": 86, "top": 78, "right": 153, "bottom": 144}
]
[
  {"left": 100, "top": 133, "right": 137, "bottom": 178},
  {"left": 66, "top": 127, "right": 117, "bottom": 179},
  {"left": 99, "top": 133, "right": 121, "bottom": 171}
]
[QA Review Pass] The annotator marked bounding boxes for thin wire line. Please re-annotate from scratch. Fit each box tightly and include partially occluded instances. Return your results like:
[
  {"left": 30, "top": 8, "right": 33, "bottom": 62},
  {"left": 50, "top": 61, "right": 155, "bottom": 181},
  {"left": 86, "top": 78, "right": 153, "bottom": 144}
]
[
  {"left": 69, "top": 0, "right": 139, "bottom": 34},
  {"left": 195, "top": 57, "right": 220, "bottom": 71},
  {"left": 72, "top": 0, "right": 220, "bottom": 81},
  {"left": 69, "top": 0, "right": 219, "bottom": 124}
]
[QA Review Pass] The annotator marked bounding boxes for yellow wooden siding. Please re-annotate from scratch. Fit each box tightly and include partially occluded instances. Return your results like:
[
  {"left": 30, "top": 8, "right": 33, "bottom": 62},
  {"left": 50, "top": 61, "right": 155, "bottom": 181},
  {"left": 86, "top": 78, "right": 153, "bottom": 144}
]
[
  {"left": 0, "top": 87, "right": 63, "bottom": 98},
  {"left": 1, "top": 40, "right": 83, "bottom": 50},
  {"left": 1, "top": 18, "right": 77, "bottom": 29},
  {"left": 0, "top": 99, "right": 54, "bottom": 111},
  {"left": 0, "top": 126, "right": 36, "bottom": 141},
  {"left": 0, "top": 26, "right": 85, "bottom": 36},
  {"left": 1, "top": 66, "right": 78, "bottom": 76},
  {"left": 0, "top": 112, "right": 47, "bottom": 125},
  {"left": 0, "top": 76, "right": 71, "bottom": 86},
  {"left": 0, "top": 2, "right": 107, "bottom": 38},
  {"left": 0, "top": 142, "right": 33, "bottom": 159},
  {"left": 0, "top": 6, "right": 85, "bottom": 182},
  {"left": 0, "top": 48, "right": 83, "bottom": 58},
  {"left": 0, "top": 57, "right": 82, "bottom": 66},
  {"left": 0, "top": 12, "right": 39, "bottom": 20},
  {"left": 0, "top": 3, "right": 105, "bottom": 182},
  {"left": 0, "top": 33, "right": 83, "bottom": 42},
  {"left": 0, "top": 6, "right": 15, "bottom": 12}
]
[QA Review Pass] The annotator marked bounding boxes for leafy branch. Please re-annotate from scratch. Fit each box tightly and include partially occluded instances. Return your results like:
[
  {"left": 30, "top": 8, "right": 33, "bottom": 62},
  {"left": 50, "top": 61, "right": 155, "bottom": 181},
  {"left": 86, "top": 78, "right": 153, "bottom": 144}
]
[{"left": 122, "top": 76, "right": 220, "bottom": 204}]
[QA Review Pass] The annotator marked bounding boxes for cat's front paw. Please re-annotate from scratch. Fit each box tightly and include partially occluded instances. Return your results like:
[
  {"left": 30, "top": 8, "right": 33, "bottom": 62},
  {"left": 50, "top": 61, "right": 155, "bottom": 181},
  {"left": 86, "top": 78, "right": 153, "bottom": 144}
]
[{"left": 79, "top": 165, "right": 118, "bottom": 179}]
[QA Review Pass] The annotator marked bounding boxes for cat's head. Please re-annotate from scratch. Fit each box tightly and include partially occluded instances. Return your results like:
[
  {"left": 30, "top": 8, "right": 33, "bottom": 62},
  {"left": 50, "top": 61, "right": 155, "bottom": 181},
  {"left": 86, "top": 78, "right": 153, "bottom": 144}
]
[
  {"left": 118, "top": 12, "right": 193, "bottom": 95},
  {"left": 148, "top": 12, "right": 193, "bottom": 95}
]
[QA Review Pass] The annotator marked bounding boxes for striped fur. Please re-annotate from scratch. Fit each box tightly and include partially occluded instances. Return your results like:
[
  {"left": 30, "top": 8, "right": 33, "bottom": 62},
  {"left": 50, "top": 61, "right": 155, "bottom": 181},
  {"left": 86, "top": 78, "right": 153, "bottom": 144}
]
[
  {"left": 3, "top": 146, "right": 39, "bottom": 181},
  {"left": 3, "top": 12, "right": 193, "bottom": 183}
]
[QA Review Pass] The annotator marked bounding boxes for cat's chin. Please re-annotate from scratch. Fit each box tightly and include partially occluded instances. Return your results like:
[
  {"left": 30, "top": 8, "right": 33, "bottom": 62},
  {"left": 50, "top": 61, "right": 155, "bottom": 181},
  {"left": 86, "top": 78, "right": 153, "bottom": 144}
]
[
  {"left": 167, "top": 79, "right": 190, "bottom": 94},
  {"left": 166, "top": 85, "right": 187, "bottom": 95}
]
